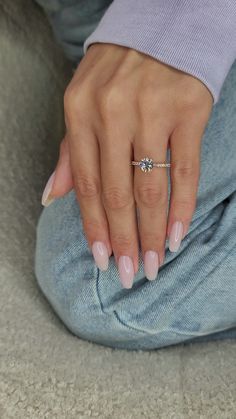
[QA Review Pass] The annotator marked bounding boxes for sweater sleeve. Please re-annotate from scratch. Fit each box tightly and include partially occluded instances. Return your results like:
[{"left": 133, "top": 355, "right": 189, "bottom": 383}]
[{"left": 83, "top": 0, "right": 236, "bottom": 104}]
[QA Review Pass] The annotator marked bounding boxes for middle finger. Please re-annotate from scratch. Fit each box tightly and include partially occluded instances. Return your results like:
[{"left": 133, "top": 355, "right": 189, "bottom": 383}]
[{"left": 99, "top": 127, "right": 139, "bottom": 290}]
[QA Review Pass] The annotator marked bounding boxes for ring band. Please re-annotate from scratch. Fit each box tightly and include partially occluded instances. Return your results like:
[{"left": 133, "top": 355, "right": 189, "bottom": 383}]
[{"left": 131, "top": 157, "right": 171, "bottom": 173}]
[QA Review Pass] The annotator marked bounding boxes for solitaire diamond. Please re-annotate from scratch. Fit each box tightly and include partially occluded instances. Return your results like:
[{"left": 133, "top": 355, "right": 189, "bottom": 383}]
[{"left": 139, "top": 157, "right": 153, "bottom": 172}]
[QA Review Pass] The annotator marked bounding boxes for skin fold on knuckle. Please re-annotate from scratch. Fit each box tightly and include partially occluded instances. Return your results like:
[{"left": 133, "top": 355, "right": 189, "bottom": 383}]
[
  {"left": 135, "top": 185, "right": 167, "bottom": 208},
  {"left": 82, "top": 218, "right": 108, "bottom": 242},
  {"left": 102, "top": 187, "right": 133, "bottom": 211},
  {"left": 171, "top": 197, "right": 196, "bottom": 214},
  {"left": 64, "top": 83, "right": 89, "bottom": 126},
  {"left": 64, "top": 82, "right": 79, "bottom": 114},
  {"left": 74, "top": 174, "right": 100, "bottom": 201},
  {"left": 140, "top": 231, "right": 166, "bottom": 250},
  {"left": 171, "top": 161, "right": 199, "bottom": 183},
  {"left": 111, "top": 233, "right": 134, "bottom": 255}
]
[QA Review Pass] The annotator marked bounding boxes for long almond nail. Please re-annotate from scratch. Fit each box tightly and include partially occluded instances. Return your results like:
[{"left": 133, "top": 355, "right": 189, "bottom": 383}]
[
  {"left": 118, "top": 256, "right": 134, "bottom": 289},
  {"left": 92, "top": 241, "right": 109, "bottom": 271},
  {"left": 169, "top": 221, "right": 184, "bottom": 252},
  {"left": 41, "top": 171, "right": 56, "bottom": 207},
  {"left": 144, "top": 250, "right": 159, "bottom": 281}
]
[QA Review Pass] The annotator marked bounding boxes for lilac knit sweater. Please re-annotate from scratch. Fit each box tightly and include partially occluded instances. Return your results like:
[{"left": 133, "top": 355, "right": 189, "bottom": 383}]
[
  {"left": 84, "top": 0, "right": 236, "bottom": 104},
  {"left": 37, "top": 0, "right": 236, "bottom": 104}
]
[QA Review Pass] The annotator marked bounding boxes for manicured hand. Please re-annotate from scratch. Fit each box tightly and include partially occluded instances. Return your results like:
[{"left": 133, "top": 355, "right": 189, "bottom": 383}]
[{"left": 42, "top": 43, "right": 213, "bottom": 288}]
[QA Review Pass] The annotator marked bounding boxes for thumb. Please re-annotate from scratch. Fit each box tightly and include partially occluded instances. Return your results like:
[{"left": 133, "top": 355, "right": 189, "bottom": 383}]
[{"left": 41, "top": 136, "right": 73, "bottom": 206}]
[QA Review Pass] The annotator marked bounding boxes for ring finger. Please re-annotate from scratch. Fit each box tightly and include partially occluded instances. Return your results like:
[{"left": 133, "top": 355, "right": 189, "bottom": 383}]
[{"left": 134, "top": 127, "right": 169, "bottom": 281}]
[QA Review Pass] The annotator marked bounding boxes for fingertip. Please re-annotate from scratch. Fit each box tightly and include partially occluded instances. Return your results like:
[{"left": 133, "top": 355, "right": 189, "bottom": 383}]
[{"left": 41, "top": 171, "right": 56, "bottom": 206}]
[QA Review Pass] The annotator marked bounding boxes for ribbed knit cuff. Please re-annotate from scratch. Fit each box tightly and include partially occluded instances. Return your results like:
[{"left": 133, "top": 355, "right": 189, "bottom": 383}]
[{"left": 83, "top": 0, "right": 236, "bottom": 104}]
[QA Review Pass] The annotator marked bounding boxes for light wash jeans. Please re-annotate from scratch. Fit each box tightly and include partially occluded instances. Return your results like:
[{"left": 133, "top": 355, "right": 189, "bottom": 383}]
[{"left": 34, "top": 8, "right": 236, "bottom": 348}]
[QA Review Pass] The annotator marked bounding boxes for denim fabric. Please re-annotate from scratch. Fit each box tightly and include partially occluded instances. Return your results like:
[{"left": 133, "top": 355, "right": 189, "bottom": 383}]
[
  {"left": 35, "top": 0, "right": 112, "bottom": 62},
  {"left": 35, "top": 55, "right": 236, "bottom": 350}
]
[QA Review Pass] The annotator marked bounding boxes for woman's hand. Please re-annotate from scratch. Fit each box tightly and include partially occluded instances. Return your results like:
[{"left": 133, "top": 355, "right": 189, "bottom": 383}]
[{"left": 42, "top": 43, "right": 213, "bottom": 288}]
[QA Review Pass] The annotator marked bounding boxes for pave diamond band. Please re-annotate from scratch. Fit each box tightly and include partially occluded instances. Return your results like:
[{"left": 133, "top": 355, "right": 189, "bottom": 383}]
[{"left": 131, "top": 157, "right": 171, "bottom": 173}]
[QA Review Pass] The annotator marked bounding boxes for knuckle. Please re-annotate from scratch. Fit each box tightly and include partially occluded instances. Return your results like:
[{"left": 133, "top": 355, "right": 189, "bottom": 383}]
[
  {"left": 103, "top": 187, "right": 132, "bottom": 210},
  {"left": 64, "top": 83, "right": 78, "bottom": 111},
  {"left": 181, "top": 99, "right": 198, "bottom": 114},
  {"left": 82, "top": 218, "right": 107, "bottom": 237},
  {"left": 74, "top": 175, "right": 100, "bottom": 199},
  {"left": 135, "top": 185, "right": 166, "bottom": 208},
  {"left": 98, "top": 84, "right": 124, "bottom": 116},
  {"left": 64, "top": 83, "right": 87, "bottom": 118},
  {"left": 174, "top": 198, "right": 196, "bottom": 213},
  {"left": 112, "top": 234, "right": 133, "bottom": 250},
  {"left": 178, "top": 86, "right": 202, "bottom": 112},
  {"left": 172, "top": 162, "right": 198, "bottom": 180},
  {"left": 142, "top": 232, "right": 165, "bottom": 246}
]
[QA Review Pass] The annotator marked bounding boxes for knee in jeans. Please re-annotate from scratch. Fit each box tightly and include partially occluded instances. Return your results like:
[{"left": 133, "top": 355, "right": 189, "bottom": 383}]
[
  {"left": 34, "top": 205, "right": 192, "bottom": 350},
  {"left": 34, "top": 204, "right": 132, "bottom": 347},
  {"left": 35, "top": 231, "right": 195, "bottom": 350},
  {"left": 34, "top": 206, "right": 187, "bottom": 349}
]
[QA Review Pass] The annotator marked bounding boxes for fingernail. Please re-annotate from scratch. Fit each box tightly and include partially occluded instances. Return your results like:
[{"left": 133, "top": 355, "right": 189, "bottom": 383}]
[
  {"left": 169, "top": 221, "right": 184, "bottom": 252},
  {"left": 144, "top": 250, "right": 159, "bottom": 281},
  {"left": 41, "top": 171, "right": 56, "bottom": 207},
  {"left": 92, "top": 241, "right": 109, "bottom": 271},
  {"left": 118, "top": 256, "right": 134, "bottom": 289}
]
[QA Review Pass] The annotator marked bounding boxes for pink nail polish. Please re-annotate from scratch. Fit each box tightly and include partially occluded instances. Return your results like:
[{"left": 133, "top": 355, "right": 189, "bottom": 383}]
[
  {"left": 169, "top": 221, "right": 184, "bottom": 252},
  {"left": 41, "top": 171, "right": 56, "bottom": 207},
  {"left": 144, "top": 250, "right": 159, "bottom": 281},
  {"left": 92, "top": 241, "right": 109, "bottom": 271},
  {"left": 118, "top": 256, "right": 134, "bottom": 289}
]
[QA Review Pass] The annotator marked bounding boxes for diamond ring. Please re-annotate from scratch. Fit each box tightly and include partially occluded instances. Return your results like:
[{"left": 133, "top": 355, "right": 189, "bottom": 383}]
[{"left": 131, "top": 157, "right": 171, "bottom": 173}]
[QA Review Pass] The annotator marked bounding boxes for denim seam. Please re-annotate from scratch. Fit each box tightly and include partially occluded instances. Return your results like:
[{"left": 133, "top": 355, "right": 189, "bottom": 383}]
[
  {"left": 96, "top": 266, "right": 105, "bottom": 313},
  {"left": 114, "top": 308, "right": 236, "bottom": 337},
  {"left": 113, "top": 310, "right": 148, "bottom": 334},
  {"left": 95, "top": 266, "right": 148, "bottom": 333}
]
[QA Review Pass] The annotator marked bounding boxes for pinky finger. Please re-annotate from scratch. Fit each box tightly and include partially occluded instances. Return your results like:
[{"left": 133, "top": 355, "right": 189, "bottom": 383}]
[{"left": 167, "top": 125, "right": 201, "bottom": 252}]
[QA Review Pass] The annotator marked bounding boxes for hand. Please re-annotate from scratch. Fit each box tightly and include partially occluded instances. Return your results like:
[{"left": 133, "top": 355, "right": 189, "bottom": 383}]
[{"left": 42, "top": 43, "right": 213, "bottom": 288}]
